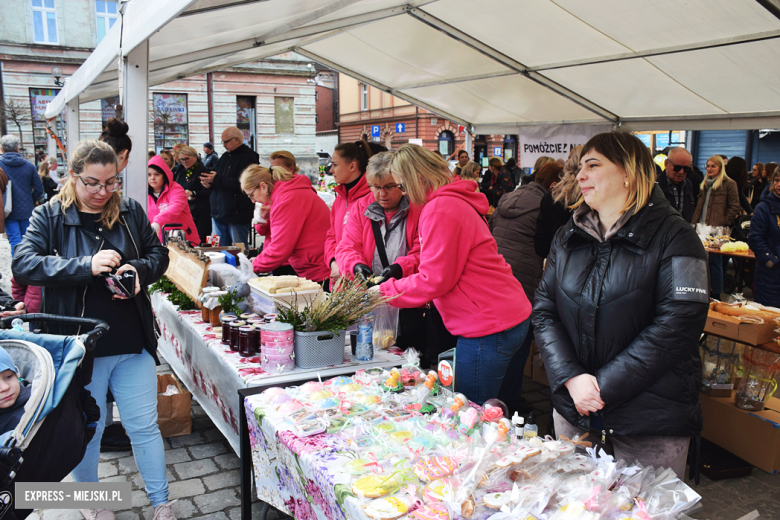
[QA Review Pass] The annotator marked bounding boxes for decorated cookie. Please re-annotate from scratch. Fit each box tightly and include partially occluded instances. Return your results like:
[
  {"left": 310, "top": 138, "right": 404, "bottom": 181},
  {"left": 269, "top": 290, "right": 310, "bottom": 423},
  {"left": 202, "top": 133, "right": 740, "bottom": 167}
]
[
  {"left": 344, "top": 458, "right": 371, "bottom": 475},
  {"left": 483, "top": 491, "right": 512, "bottom": 509},
  {"left": 299, "top": 381, "right": 324, "bottom": 394},
  {"left": 496, "top": 446, "right": 542, "bottom": 468},
  {"left": 375, "top": 421, "right": 396, "bottom": 434},
  {"left": 309, "top": 390, "right": 334, "bottom": 401},
  {"left": 413, "top": 456, "right": 457, "bottom": 482},
  {"left": 364, "top": 495, "right": 412, "bottom": 520},
  {"left": 353, "top": 474, "right": 401, "bottom": 499},
  {"left": 389, "top": 430, "right": 413, "bottom": 443},
  {"left": 329, "top": 375, "right": 354, "bottom": 386},
  {"left": 409, "top": 502, "right": 449, "bottom": 520},
  {"left": 422, "top": 478, "right": 454, "bottom": 504}
]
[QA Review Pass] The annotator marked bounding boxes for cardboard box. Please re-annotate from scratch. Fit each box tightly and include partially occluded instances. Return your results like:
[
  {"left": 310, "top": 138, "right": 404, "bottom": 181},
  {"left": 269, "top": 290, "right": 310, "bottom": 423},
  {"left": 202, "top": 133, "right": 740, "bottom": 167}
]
[
  {"left": 700, "top": 390, "right": 780, "bottom": 474},
  {"left": 704, "top": 310, "right": 779, "bottom": 346},
  {"left": 532, "top": 354, "right": 549, "bottom": 387}
]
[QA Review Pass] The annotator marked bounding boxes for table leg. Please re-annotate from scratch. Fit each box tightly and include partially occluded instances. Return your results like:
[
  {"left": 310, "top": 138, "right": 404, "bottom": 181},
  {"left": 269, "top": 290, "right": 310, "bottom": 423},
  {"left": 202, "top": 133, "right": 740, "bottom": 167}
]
[{"left": 240, "top": 392, "right": 252, "bottom": 520}]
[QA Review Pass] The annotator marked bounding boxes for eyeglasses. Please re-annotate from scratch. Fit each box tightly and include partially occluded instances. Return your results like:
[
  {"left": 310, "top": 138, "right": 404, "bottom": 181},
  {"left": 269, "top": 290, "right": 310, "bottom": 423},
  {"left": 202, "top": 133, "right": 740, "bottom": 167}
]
[
  {"left": 77, "top": 176, "right": 122, "bottom": 194},
  {"left": 369, "top": 183, "right": 403, "bottom": 194},
  {"left": 221, "top": 137, "right": 237, "bottom": 146},
  {"left": 668, "top": 162, "right": 692, "bottom": 175}
]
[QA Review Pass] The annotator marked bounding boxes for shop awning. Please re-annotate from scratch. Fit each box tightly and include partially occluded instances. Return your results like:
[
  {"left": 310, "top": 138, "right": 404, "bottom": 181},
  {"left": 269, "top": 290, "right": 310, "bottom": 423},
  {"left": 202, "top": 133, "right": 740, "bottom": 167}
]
[{"left": 46, "top": 0, "right": 780, "bottom": 131}]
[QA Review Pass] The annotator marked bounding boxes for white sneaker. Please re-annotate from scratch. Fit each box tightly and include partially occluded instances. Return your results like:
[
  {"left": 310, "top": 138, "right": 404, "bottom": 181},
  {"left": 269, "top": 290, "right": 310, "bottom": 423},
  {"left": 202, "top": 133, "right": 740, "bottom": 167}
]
[
  {"left": 153, "top": 500, "right": 178, "bottom": 520},
  {"left": 79, "top": 510, "right": 116, "bottom": 520}
]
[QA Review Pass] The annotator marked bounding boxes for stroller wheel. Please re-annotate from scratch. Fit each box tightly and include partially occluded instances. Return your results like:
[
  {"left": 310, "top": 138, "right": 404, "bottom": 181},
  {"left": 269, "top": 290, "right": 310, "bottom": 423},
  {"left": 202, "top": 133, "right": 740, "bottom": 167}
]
[{"left": 723, "top": 273, "right": 736, "bottom": 294}]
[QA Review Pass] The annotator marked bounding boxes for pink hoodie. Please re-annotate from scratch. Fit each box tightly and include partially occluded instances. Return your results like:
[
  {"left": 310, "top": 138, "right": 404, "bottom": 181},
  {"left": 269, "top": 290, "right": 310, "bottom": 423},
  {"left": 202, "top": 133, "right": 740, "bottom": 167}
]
[
  {"left": 336, "top": 195, "right": 422, "bottom": 278},
  {"left": 147, "top": 156, "right": 200, "bottom": 245},
  {"left": 380, "top": 180, "right": 531, "bottom": 338},
  {"left": 251, "top": 174, "right": 331, "bottom": 282},
  {"left": 324, "top": 174, "right": 372, "bottom": 266}
]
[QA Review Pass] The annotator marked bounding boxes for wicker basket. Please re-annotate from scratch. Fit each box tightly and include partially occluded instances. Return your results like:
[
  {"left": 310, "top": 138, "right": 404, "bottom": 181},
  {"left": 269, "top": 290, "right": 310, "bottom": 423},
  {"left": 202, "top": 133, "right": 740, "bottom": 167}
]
[{"left": 293, "top": 329, "right": 345, "bottom": 369}]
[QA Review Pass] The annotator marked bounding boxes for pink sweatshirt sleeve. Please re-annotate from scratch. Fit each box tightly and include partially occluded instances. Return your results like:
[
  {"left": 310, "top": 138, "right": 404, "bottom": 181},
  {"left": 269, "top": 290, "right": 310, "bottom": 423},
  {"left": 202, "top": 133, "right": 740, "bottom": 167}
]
[
  {"left": 380, "top": 206, "right": 472, "bottom": 308},
  {"left": 252, "top": 198, "right": 307, "bottom": 274},
  {"left": 153, "top": 184, "right": 190, "bottom": 227}
]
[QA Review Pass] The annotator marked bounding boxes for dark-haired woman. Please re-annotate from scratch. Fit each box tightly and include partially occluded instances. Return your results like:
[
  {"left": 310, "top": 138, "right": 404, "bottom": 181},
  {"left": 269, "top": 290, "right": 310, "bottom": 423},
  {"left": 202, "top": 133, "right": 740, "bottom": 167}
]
[
  {"left": 148, "top": 156, "right": 200, "bottom": 246},
  {"left": 749, "top": 168, "right": 780, "bottom": 308},
  {"left": 12, "top": 140, "right": 178, "bottom": 520},
  {"left": 100, "top": 118, "right": 132, "bottom": 174},
  {"left": 725, "top": 156, "right": 753, "bottom": 215},
  {"left": 326, "top": 140, "right": 387, "bottom": 281}
]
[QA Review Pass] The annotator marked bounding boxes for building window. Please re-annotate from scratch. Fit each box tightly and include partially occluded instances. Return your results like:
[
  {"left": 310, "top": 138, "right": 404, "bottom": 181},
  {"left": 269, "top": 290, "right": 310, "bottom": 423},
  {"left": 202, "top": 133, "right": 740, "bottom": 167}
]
[
  {"left": 275, "top": 97, "right": 294, "bottom": 134},
  {"left": 237, "top": 96, "right": 256, "bottom": 150},
  {"left": 32, "top": 0, "right": 58, "bottom": 44},
  {"left": 438, "top": 130, "right": 454, "bottom": 157},
  {"left": 361, "top": 84, "right": 368, "bottom": 111},
  {"left": 96, "top": 1, "right": 118, "bottom": 44},
  {"left": 152, "top": 93, "right": 189, "bottom": 153}
]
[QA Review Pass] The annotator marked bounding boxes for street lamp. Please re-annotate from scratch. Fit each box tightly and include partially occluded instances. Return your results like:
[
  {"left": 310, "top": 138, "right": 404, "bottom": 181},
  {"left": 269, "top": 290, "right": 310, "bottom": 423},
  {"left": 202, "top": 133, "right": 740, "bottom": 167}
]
[{"left": 51, "top": 66, "right": 65, "bottom": 87}]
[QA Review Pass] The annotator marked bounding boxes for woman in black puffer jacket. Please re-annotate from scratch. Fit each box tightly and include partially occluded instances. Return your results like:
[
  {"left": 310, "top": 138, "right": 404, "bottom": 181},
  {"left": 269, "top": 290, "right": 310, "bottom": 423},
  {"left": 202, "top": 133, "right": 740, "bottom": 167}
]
[{"left": 532, "top": 132, "right": 708, "bottom": 478}]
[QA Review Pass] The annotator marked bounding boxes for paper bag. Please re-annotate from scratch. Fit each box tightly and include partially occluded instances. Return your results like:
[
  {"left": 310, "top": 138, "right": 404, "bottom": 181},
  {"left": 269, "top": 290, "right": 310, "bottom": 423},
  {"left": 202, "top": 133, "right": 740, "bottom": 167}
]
[{"left": 157, "top": 374, "right": 192, "bottom": 437}]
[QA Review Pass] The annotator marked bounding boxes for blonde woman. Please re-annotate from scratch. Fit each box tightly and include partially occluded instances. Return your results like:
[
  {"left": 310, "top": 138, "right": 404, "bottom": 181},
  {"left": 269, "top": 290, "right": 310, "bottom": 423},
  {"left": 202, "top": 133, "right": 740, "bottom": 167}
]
[
  {"left": 533, "top": 132, "right": 708, "bottom": 478},
  {"left": 254, "top": 150, "right": 304, "bottom": 245},
  {"left": 173, "top": 144, "right": 211, "bottom": 242},
  {"left": 240, "top": 164, "right": 330, "bottom": 282},
  {"left": 12, "top": 140, "right": 177, "bottom": 520},
  {"left": 458, "top": 161, "right": 481, "bottom": 188},
  {"left": 534, "top": 146, "right": 583, "bottom": 258},
  {"left": 691, "top": 155, "right": 740, "bottom": 297},
  {"left": 374, "top": 144, "right": 532, "bottom": 404}
]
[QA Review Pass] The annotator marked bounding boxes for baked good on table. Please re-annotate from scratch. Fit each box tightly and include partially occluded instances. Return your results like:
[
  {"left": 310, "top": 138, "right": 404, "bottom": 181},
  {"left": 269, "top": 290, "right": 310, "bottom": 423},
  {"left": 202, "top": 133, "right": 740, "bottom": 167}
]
[
  {"left": 409, "top": 502, "right": 450, "bottom": 520},
  {"left": 353, "top": 474, "right": 401, "bottom": 499},
  {"left": 364, "top": 496, "right": 412, "bottom": 520},
  {"left": 413, "top": 456, "right": 458, "bottom": 482},
  {"left": 711, "top": 302, "right": 780, "bottom": 321}
]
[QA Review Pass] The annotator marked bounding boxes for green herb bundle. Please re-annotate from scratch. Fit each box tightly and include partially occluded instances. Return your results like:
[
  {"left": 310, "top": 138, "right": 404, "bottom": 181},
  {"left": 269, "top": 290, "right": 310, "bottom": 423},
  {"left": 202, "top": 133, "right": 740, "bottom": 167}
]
[
  {"left": 149, "top": 276, "right": 176, "bottom": 294},
  {"left": 276, "top": 277, "right": 394, "bottom": 333},
  {"left": 168, "top": 289, "right": 195, "bottom": 310},
  {"left": 218, "top": 288, "right": 244, "bottom": 315}
]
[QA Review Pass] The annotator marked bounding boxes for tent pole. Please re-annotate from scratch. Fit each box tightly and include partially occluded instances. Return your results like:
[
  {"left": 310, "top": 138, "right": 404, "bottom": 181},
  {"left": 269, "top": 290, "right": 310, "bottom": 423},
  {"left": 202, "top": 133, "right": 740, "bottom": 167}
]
[
  {"left": 122, "top": 39, "right": 150, "bottom": 211},
  {"left": 65, "top": 99, "right": 80, "bottom": 163}
]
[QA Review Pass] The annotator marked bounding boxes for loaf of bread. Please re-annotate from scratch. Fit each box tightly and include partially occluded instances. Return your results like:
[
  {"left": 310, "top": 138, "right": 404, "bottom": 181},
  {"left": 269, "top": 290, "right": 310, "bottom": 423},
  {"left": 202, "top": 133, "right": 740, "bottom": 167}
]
[{"left": 711, "top": 302, "right": 780, "bottom": 321}]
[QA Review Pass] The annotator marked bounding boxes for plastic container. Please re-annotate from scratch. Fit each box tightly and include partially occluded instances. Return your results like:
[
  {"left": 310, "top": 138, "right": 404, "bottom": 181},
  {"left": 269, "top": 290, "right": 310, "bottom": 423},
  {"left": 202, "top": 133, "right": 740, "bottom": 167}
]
[
  {"left": 735, "top": 345, "right": 780, "bottom": 411},
  {"left": 260, "top": 322, "right": 294, "bottom": 354},
  {"left": 523, "top": 412, "right": 538, "bottom": 440},
  {"left": 261, "top": 351, "right": 295, "bottom": 374},
  {"left": 293, "top": 329, "right": 345, "bottom": 368},
  {"left": 355, "top": 313, "right": 374, "bottom": 362}
]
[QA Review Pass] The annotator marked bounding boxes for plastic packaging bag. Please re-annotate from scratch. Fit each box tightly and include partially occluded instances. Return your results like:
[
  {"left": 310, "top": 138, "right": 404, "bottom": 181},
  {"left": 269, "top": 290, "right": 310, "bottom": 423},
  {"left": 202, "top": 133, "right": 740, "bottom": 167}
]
[
  {"left": 372, "top": 302, "right": 399, "bottom": 349},
  {"left": 735, "top": 345, "right": 780, "bottom": 411}
]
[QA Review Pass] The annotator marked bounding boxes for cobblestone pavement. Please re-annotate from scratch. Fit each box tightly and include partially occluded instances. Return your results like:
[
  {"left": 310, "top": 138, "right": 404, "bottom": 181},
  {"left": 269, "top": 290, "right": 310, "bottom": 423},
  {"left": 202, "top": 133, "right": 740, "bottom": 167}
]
[{"left": 2, "top": 233, "right": 777, "bottom": 520}]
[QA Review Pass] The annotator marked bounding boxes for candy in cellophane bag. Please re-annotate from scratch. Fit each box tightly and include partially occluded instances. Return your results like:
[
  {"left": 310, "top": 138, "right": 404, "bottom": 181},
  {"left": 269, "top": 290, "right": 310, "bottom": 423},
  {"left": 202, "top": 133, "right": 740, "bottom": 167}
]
[{"left": 631, "top": 468, "right": 701, "bottom": 520}]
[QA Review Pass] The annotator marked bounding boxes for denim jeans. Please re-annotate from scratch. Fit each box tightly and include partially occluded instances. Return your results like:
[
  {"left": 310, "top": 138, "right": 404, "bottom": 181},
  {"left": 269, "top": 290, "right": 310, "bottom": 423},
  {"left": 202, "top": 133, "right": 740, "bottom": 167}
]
[
  {"left": 71, "top": 350, "right": 169, "bottom": 507},
  {"left": 708, "top": 253, "right": 723, "bottom": 295},
  {"left": 497, "top": 322, "right": 534, "bottom": 408},
  {"left": 5, "top": 219, "right": 30, "bottom": 257},
  {"left": 212, "top": 218, "right": 251, "bottom": 247},
  {"left": 455, "top": 318, "right": 530, "bottom": 405}
]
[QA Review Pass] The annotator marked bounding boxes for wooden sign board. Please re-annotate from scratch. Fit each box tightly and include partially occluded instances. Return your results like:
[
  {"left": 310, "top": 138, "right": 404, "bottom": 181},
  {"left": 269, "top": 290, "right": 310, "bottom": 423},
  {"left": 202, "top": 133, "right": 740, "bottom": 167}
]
[{"left": 165, "top": 241, "right": 210, "bottom": 308}]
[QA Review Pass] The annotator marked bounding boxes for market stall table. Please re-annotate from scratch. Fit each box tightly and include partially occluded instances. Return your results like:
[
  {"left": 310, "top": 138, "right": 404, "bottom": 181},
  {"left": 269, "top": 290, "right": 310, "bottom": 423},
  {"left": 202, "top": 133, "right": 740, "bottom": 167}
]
[
  {"left": 151, "top": 291, "right": 404, "bottom": 453},
  {"left": 705, "top": 247, "right": 755, "bottom": 294}
]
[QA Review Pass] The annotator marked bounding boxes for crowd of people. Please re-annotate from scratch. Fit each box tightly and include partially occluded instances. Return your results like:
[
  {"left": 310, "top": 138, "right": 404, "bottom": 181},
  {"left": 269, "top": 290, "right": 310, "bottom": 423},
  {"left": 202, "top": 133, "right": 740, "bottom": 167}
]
[{"left": 1, "top": 122, "right": 780, "bottom": 519}]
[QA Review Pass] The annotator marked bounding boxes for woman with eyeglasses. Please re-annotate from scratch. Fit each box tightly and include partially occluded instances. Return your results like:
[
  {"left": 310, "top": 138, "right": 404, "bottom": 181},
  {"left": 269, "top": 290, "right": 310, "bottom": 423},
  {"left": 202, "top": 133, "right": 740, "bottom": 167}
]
[
  {"left": 240, "top": 164, "right": 330, "bottom": 283},
  {"left": 147, "top": 155, "right": 200, "bottom": 246},
  {"left": 11, "top": 140, "right": 177, "bottom": 520},
  {"left": 372, "top": 144, "right": 532, "bottom": 404},
  {"left": 692, "top": 155, "right": 741, "bottom": 298},
  {"left": 173, "top": 145, "right": 211, "bottom": 243}
]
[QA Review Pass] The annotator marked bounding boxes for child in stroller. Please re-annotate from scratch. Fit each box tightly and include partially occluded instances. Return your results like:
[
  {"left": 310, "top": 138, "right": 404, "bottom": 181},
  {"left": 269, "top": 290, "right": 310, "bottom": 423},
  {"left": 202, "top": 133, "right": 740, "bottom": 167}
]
[
  {"left": 0, "top": 347, "right": 31, "bottom": 443},
  {"left": 0, "top": 314, "right": 106, "bottom": 520}
]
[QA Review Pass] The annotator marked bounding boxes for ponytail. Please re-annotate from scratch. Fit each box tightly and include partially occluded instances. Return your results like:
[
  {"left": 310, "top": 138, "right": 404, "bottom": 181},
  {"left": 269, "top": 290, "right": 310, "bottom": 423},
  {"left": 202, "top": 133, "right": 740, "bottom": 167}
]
[
  {"left": 334, "top": 139, "right": 388, "bottom": 174},
  {"left": 240, "top": 164, "right": 295, "bottom": 195}
]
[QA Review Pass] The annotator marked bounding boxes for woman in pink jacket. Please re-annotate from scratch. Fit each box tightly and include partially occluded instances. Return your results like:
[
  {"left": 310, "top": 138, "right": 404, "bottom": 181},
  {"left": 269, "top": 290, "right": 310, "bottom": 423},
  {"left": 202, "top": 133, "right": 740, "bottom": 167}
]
[
  {"left": 147, "top": 155, "right": 200, "bottom": 245},
  {"left": 325, "top": 140, "right": 387, "bottom": 282},
  {"left": 375, "top": 144, "right": 532, "bottom": 404},
  {"left": 241, "top": 165, "right": 330, "bottom": 282}
]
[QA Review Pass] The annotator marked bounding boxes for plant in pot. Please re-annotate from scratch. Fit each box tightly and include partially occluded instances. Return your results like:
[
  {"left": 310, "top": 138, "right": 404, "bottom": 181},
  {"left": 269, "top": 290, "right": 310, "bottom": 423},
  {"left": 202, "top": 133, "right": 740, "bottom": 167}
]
[
  {"left": 276, "top": 277, "right": 394, "bottom": 368},
  {"left": 215, "top": 288, "right": 244, "bottom": 326}
]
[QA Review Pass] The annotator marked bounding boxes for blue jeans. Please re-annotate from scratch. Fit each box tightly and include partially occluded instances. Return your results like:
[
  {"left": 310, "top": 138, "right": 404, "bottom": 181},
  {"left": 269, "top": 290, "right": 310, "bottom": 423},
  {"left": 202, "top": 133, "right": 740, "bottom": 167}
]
[
  {"left": 709, "top": 253, "right": 723, "bottom": 295},
  {"left": 6, "top": 219, "right": 30, "bottom": 257},
  {"left": 497, "top": 322, "right": 534, "bottom": 407},
  {"left": 212, "top": 218, "right": 251, "bottom": 247},
  {"left": 71, "top": 350, "right": 169, "bottom": 507},
  {"left": 455, "top": 318, "right": 530, "bottom": 405}
]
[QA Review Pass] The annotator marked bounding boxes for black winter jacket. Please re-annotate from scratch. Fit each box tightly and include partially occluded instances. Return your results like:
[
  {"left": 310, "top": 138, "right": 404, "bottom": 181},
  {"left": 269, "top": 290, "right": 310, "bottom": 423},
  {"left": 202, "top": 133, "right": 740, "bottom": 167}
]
[
  {"left": 533, "top": 191, "right": 572, "bottom": 258},
  {"left": 491, "top": 182, "right": 546, "bottom": 304},
  {"left": 656, "top": 172, "right": 695, "bottom": 223},
  {"left": 532, "top": 187, "right": 708, "bottom": 437},
  {"left": 11, "top": 198, "right": 170, "bottom": 363},
  {"left": 210, "top": 144, "right": 259, "bottom": 224}
]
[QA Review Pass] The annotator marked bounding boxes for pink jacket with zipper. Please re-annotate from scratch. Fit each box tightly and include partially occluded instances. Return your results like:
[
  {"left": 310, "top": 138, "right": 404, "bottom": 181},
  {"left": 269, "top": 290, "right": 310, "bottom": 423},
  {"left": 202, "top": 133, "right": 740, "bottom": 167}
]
[
  {"left": 324, "top": 174, "right": 372, "bottom": 266},
  {"left": 251, "top": 174, "right": 331, "bottom": 282},
  {"left": 380, "top": 180, "right": 531, "bottom": 338},
  {"left": 147, "top": 156, "right": 200, "bottom": 245}
]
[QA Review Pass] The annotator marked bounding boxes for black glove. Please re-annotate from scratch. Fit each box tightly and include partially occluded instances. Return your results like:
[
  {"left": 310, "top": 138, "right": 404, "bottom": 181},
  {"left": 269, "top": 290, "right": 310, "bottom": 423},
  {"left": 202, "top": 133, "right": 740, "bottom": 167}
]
[
  {"left": 353, "top": 263, "right": 373, "bottom": 281},
  {"left": 377, "top": 263, "right": 403, "bottom": 284}
]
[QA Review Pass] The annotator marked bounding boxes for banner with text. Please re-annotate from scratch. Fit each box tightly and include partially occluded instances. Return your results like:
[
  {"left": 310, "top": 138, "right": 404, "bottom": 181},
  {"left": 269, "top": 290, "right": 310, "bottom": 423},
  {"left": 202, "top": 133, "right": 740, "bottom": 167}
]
[{"left": 518, "top": 124, "right": 612, "bottom": 169}]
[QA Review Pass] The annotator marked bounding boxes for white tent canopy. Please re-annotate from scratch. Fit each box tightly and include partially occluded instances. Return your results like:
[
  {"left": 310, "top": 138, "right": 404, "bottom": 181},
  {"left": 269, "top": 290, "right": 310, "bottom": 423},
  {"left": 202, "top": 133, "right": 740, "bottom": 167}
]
[{"left": 46, "top": 0, "right": 780, "bottom": 131}]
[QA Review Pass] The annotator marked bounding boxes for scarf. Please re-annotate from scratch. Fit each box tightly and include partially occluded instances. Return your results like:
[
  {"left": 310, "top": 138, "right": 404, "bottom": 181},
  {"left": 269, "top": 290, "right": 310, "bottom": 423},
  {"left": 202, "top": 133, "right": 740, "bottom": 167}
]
[{"left": 185, "top": 161, "right": 203, "bottom": 181}]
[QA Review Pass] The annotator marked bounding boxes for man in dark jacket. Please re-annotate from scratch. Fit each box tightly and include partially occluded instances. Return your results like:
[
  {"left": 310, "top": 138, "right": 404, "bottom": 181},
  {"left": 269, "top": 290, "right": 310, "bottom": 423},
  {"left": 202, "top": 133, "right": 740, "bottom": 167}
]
[
  {"left": 0, "top": 135, "right": 44, "bottom": 256},
  {"left": 200, "top": 127, "right": 259, "bottom": 246},
  {"left": 202, "top": 142, "right": 219, "bottom": 170},
  {"left": 492, "top": 163, "right": 562, "bottom": 415},
  {"left": 658, "top": 147, "right": 695, "bottom": 222}
]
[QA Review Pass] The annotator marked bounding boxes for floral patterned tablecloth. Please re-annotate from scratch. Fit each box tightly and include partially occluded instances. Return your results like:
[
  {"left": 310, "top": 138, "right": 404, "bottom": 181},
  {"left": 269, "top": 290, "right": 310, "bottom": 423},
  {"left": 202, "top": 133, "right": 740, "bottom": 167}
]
[
  {"left": 151, "top": 291, "right": 403, "bottom": 453},
  {"left": 244, "top": 396, "right": 501, "bottom": 520}
]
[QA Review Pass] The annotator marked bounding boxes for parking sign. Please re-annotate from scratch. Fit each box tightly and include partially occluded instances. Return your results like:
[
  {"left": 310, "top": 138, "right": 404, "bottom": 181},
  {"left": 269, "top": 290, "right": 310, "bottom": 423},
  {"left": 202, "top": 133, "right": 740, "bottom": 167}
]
[{"left": 372, "top": 125, "right": 381, "bottom": 137}]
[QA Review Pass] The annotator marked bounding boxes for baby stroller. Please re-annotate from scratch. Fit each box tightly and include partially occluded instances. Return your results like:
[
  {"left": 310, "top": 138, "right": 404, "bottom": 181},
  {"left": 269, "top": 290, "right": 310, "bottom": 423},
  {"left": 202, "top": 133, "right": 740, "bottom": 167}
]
[{"left": 0, "top": 314, "right": 106, "bottom": 520}]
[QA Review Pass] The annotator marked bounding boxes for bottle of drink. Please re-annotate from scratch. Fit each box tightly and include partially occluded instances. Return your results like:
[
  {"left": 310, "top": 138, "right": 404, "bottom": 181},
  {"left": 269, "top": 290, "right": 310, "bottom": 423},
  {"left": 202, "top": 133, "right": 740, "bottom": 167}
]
[
  {"left": 355, "top": 312, "right": 374, "bottom": 362},
  {"left": 523, "top": 411, "right": 538, "bottom": 440},
  {"left": 512, "top": 411, "right": 524, "bottom": 442}
]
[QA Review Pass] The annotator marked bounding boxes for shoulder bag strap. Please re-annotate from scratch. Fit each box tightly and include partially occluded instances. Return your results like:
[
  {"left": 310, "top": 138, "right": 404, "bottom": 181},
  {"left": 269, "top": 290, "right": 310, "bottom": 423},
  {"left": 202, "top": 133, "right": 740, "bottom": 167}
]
[{"left": 370, "top": 219, "right": 390, "bottom": 269}]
